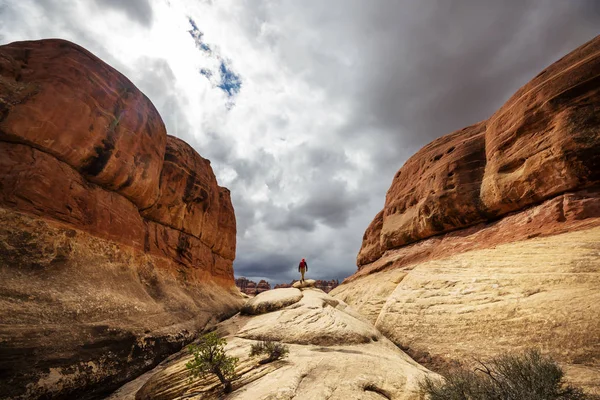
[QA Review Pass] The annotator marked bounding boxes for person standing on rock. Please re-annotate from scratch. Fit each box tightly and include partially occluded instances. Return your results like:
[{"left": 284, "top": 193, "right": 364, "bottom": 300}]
[{"left": 298, "top": 258, "right": 308, "bottom": 283}]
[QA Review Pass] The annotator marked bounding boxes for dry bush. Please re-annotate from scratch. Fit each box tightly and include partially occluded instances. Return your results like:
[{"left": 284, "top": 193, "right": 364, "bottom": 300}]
[
  {"left": 249, "top": 340, "right": 289, "bottom": 364},
  {"left": 419, "top": 349, "right": 588, "bottom": 400}
]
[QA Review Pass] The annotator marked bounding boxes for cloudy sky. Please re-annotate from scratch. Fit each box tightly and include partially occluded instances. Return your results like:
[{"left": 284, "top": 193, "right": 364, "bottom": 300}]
[{"left": 1, "top": 0, "right": 598, "bottom": 284}]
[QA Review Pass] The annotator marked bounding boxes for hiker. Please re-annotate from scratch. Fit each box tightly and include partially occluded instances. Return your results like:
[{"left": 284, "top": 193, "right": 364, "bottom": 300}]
[{"left": 298, "top": 258, "right": 308, "bottom": 282}]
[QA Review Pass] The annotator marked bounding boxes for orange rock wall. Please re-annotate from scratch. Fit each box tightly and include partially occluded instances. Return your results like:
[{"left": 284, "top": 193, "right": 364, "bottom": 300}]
[
  {"left": 0, "top": 39, "right": 166, "bottom": 210},
  {"left": 0, "top": 39, "right": 239, "bottom": 399},
  {"left": 482, "top": 36, "right": 600, "bottom": 214},
  {"left": 359, "top": 35, "right": 600, "bottom": 267},
  {"left": 0, "top": 38, "right": 236, "bottom": 279}
]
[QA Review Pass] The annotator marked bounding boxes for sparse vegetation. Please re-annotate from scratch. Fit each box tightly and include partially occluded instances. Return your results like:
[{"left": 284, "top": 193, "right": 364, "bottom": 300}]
[
  {"left": 186, "top": 332, "right": 238, "bottom": 393},
  {"left": 419, "top": 349, "right": 589, "bottom": 400},
  {"left": 249, "top": 340, "right": 289, "bottom": 364}
]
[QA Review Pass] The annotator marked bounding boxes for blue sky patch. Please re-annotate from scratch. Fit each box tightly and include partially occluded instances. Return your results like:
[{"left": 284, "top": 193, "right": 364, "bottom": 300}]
[
  {"left": 188, "top": 17, "right": 211, "bottom": 54},
  {"left": 188, "top": 17, "right": 242, "bottom": 101},
  {"left": 217, "top": 61, "right": 242, "bottom": 97}
]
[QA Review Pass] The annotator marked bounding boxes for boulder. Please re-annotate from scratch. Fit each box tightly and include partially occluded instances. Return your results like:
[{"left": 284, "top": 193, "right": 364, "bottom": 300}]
[
  {"left": 292, "top": 279, "right": 316, "bottom": 288},
  {"left": 0, "top": 39, "right": 242, "bottom": 400},
  {"left": 240, "top": 288, "right": 302, "bottom": 315},
  {"left": 237, "top": 288, "right": 380, "bottom": 346}
]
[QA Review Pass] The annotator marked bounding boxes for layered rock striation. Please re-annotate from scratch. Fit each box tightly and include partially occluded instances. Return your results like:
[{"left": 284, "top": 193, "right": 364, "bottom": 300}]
[
  {"left": 358, "top": 36, "right": 600, "bottom": 266},
  {"left": 333, "top": 35, "right": 600, "bottom": 392},
  {"left": 0, "top": 39, "right": 243, "bottom": 399},
  {"left": 108, "top": 287, "right": 437, "bottom": 400}
]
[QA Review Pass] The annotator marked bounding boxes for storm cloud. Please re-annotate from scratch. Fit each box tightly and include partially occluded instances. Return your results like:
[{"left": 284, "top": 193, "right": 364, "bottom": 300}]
[{"left": 1, "top": 1, "right": 598, "bottom": 284}]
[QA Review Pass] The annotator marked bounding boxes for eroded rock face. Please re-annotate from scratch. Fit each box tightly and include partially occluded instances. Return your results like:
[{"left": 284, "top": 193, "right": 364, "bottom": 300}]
[
  {"left": 482, "top": 37, "right": 600, "bottom": 215},
  {"left": 115, "top": 288, "right": 437, "bottom": 400},
  {"left": 380, "top": 122, "right": 488, "bottom": 256},
  {"left": 0, "top": 39, "right": 166, "bottom": 210},
  {"left": 0, "top": 39, "right": 242, "bottom": 400},
  {"left": 358, "top": 35, "right": 600, "bottom": 266},
  {"left": 256, "top": 279, "right": 271, "bottom": 294},
  {"left": 340, "top": 35, "right": 600, "bottom": 393}
]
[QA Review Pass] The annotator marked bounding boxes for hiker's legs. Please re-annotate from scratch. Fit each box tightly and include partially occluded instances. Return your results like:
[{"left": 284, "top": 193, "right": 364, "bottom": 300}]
[{"left": 301, "top": 269, "right": 305, "bottom": 282}]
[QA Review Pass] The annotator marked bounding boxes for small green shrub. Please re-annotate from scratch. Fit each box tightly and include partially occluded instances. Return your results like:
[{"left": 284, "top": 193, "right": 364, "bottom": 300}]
[
  {"left": 186, "top": 332, "right": 238, "bottom": 393},
  {"left": 419, "top": 349, "right": 588, "bottom": 400},
  {"left": 249, "top": 340, "right": 289, "bottom": 364}
]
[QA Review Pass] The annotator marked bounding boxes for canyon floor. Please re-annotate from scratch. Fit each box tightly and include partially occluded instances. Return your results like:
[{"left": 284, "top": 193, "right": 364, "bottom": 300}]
[{"left": 106, "top": 283, "right": 437, "bottom": 400}]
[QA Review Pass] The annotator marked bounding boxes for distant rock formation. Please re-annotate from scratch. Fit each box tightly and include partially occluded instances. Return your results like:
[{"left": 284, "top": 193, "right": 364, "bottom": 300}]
[
  {"left": 274, "top": 279, "right": 339, "bottom": 293},
  {"left": 256, "top": 279, "right": 271, "bottom": 294},
  {"left": 236, "top": 278, "right": 338, "bottom": 296},
  {"left": 0, "top": 39, "right": 243, "bottom": 400},
  {"left": 235, "top": 277, "right": 254, "bottom": 293},
  {"left": 332, "top": 35, "right": 600, "bottom": 392},
  {"left": 235, "top": 278, "right": 271, "bottom": 295},
  {"left": 115, "top": 287, "right": 437, "bottom": 399}
]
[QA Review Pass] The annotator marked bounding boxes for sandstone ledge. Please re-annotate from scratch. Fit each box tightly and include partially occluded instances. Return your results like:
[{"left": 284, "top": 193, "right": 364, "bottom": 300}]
[
  {"left": 240, "top": 288, "right": 303, "bottom": 315},
  {"left": 351, "top": 187, "right": 600, "bottom": 284}
]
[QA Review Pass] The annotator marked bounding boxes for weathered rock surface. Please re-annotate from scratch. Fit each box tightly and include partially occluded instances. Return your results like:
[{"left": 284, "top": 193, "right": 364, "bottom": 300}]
[
  {"left": 0, "top": 39, "right": 242, "bottom": 399},
  {"left": 338, "top": 35, "right": 600, "bottom": 394},
  {"left": 240, "top": 288, "right": 302, "bottom": 315},
  {"left": 292, "top": 278, "right": 316, "bottom": 289},
  {"left": 482, "top": 36, "right": 600, "bottom": 215},
  {"left": 378, "top": 122, "right": 488, "bottom": 260},
  {"left": 0, "top": 39, "right": 165, "bottom": 210},
  {"left": 359, "top": 35, "right": 600, "bottom": 266},
  {"left": 110, "top": 288, "right": 437, "bottom": 400},
  {"left": 334, "top": 224, "right": 600, "bottom": 393}
]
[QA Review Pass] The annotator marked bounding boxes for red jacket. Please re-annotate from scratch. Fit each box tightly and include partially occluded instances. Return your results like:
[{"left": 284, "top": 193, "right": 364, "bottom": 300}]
[{"left": 298, "top": 260, "right": 308, "bottom": 272}]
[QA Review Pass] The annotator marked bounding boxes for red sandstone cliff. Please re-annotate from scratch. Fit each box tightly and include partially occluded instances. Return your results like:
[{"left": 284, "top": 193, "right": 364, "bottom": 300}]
[
  {"left": 0, "top": 39, "right": 243, "bottom": 400},
  {"left": 358, "top": 35, "right": 600, "bottom": 267},
  {"left": 333, "top": 35, "right": 600, "bottom": 392}
]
